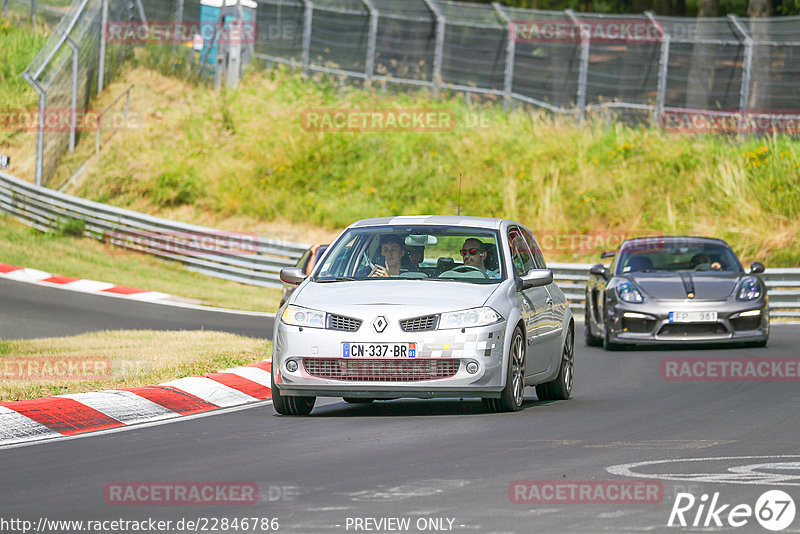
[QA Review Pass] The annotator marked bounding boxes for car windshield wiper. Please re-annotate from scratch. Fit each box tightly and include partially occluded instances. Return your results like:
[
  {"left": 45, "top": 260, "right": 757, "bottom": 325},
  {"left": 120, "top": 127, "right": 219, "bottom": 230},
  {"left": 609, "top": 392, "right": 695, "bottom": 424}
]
[{"left": 315, "top": 276, "right": 356, "bottom": 282}]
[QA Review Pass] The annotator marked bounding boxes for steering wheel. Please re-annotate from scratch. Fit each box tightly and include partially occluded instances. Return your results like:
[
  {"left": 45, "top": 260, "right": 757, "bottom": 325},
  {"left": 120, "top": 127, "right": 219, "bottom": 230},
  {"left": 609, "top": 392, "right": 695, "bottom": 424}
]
[{"left": 451, "top": 265, "right": 488, "bottom": 277}]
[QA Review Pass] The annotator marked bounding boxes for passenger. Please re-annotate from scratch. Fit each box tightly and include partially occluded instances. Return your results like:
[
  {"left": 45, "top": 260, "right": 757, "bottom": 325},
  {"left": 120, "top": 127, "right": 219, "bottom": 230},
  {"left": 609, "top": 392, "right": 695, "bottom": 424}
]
[
  {"left": 460, "top": 238, "right": 500, "bottom": 279},
  {"left": 691, "top": 253, "right": 722, "bottom": 270},
  {"left": 369, "top": 235, "right": 406, "bottom": 277},
  {"left": 404, "top": 244, "right": 425, "bottom": 270}
]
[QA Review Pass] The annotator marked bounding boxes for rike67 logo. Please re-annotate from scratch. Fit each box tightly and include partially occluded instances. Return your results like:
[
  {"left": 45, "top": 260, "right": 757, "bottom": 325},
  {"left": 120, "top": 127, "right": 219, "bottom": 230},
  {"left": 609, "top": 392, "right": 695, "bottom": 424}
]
[{"left": 669, "top": 490, "right": 796, "bottom": 531}]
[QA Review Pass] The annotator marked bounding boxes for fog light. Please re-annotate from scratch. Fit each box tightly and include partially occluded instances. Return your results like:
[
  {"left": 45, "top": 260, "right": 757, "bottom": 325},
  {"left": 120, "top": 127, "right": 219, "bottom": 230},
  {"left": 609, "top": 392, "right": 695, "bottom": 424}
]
[
  {"left": 285, "top": 360, "right": 299, "bottom": 373},
  {"left": 739, "top": 309, "right": 761, "bottom": 317},
  {"left": 466, "top": 361, "right": 479, "bottom": 374}
]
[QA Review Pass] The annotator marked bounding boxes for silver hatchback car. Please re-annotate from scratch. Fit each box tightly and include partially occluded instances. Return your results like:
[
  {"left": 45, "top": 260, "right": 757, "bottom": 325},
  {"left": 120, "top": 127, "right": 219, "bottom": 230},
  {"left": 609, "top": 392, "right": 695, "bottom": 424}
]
[{"left": 273, "top": 216, "right": 574, "bottom": 415}]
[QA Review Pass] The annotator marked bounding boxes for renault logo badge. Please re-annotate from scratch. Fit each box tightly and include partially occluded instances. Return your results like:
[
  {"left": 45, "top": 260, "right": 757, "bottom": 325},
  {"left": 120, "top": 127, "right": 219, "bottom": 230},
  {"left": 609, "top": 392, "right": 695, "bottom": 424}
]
[{"left": 373, "top": 316, "right": 387, "bottom": 333}]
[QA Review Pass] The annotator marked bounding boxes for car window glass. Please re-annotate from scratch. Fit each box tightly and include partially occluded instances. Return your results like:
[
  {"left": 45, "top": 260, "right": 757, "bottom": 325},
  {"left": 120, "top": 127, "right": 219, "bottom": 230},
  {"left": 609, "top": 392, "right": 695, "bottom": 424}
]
[
  {"left": 521, "top": 228, "right": 546, "bottom": 269},
  {"left": 508, "top": 229, "right": 535, "bottom": 277}
]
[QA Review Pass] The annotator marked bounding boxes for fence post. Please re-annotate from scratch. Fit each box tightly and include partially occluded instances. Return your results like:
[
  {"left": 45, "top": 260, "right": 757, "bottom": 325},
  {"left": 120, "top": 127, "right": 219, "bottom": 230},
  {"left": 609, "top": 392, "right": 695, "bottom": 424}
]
[
  {"left": 22, "top": 74, "right": 46, "bottom": 187},
  {"left": 728, "top": 14, "right": 752, "bottom": 130},
  {"left": 3, "top": 0, "right": 8, "bottom": 18},
  {"left": 176, "top": 0, "right": 184, "bottom": 24},
  {"left": 360, "top": 0, "right": 378, "bottom": 87},
  {"left": 301, "top": 0, "right": 313, "bottom": 76},
  {"left": 646, "top": 11, "right": 670, "bottom": 126},
  {"left": 67, "top": 36, "right": 79, "bottom": 152},
  {"left": 492, "top": 2, "right": 515, "bottom": 111},
  {"left": 565, "top": 9, "right": 588, "bottom": 122},
  {"left": 98, "top": 0, "right": 108, "bottom": 92},
  {"left": 31, "top": 0, "right": 36, "bottom": 25},
  {"left": 421, "top": 0, "right": 444, "bottom": 95}
]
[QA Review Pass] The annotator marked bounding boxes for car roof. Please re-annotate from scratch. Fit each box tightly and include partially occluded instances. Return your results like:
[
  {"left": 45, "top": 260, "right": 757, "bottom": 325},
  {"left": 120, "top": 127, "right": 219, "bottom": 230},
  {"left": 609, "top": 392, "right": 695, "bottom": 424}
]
[
  {"left": 348, "top": 215, "right": 507, "bottom": 230},
  {"left": 621, "top": 236, "right": 731, "bottom": 248}
]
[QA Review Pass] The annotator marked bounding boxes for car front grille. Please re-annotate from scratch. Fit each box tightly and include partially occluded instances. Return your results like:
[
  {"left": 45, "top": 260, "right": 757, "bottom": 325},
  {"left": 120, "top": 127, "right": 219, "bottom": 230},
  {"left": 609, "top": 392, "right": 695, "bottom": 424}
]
[
  {"left": 302, "top": 358, "right": 459, "bottom": 381},
  {"left": 327, "top": 314, "right": 362, "bottom": 332},
  {"left": 400, "top": 314, "right": 438, "bottom": 332},
  {"left": 657, "top": 323, "right": 730, "bottom": 338},
  {"left": 622, "top": 317, "right": 656, "bottom": 334},
  {"left": 730, "top": 315, "right": 762, "bottom": 331}
]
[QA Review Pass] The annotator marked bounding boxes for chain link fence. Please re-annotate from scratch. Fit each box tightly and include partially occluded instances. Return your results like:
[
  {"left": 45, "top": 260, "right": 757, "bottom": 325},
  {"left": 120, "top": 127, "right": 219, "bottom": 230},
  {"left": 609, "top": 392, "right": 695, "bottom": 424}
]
[{"left": 13, "top": 0, "right": 800, "bottom": 187}]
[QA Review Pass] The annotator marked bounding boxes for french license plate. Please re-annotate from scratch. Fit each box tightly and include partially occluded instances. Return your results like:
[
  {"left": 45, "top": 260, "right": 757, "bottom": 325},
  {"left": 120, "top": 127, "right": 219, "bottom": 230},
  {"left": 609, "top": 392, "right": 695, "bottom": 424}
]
[
  {"left": 343, "top": 342, "right": 416, "bottom": 358},
  {"left": 669, "top": 311, "right": 718, "bottom": 323}
]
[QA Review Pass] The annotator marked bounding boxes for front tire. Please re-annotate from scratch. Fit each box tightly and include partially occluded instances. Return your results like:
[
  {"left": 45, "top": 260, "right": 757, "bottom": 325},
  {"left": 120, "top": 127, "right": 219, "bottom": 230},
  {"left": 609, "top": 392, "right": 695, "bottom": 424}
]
[
  {"left": 536, "top": 324, "right": 574, "bottom": 401},
  {"left": 483, "top": 329, "right": 525, "bottom": 413},
  {"left": 271, "top": 366, "right": 315, "bottom": 416},
  {"left": 584, "top": 299, "right": 602, "bottom": 346}
]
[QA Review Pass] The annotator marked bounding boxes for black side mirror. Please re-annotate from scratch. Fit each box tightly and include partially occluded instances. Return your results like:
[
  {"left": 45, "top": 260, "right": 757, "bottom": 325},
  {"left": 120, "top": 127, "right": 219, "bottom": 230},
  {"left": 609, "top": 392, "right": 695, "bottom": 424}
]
[
  {"left": 750, "top": 261, "right": 765, "bottom": 274},
  {"left": 590, "top": 263, "right": 607, "bottom": 278},
  {"left": 280, "top": 267, "right": 307, "bottom": 285},
  {"left": 521, "top": 268, "right": 553, "bottom": 289},
  {"left": 600, "top": 251, "right": 616, "bottom": 259}
]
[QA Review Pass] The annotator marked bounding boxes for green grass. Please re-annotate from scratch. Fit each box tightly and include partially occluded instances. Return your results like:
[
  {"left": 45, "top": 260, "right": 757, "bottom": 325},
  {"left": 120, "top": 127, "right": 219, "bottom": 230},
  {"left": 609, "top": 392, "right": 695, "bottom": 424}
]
[
  {"left": 68, "top": 65, "right": 800, "bottom": 266},
  {"left": 0, "top": 215, "right": 282, "bottom": 312},
  {"left": 0, "top": 330, "right": 271, "bottom": 401},
  {"left": 0, "top": 13, "right": 47, "bottom": 111}
]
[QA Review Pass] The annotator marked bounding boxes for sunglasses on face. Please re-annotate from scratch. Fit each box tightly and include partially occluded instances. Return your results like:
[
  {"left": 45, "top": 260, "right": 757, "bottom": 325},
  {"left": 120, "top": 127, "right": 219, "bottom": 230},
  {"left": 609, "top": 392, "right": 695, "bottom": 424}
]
[{"left": 460, "top": 248, "right": 482, "bottom": 257}]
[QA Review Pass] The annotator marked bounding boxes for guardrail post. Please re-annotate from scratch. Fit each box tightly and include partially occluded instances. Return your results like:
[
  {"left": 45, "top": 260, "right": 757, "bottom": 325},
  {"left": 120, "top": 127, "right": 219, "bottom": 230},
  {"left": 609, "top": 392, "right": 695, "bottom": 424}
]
[
  {"left": 301, "top": 0, "right": 313, "bottom": 76},
  {"left": 422, "top": 0, "right": 445, "bottom": 95},
  {"left": 646, "top": 12, "right": 670, "bottom": 126},
  {"left": 565, "top": 9, "right": 588, "bottom": 122},
  {"left": 98, "top": 0, "right": 108, "bottom": 92},
  {"left": 493, "top": 2, "right": 516, "bottom": 111},
  {"left": 360, "top": 0, "right": 378, "bottom": 87},
  {"left": 728, "top": 14, "right": 752, "bottom": 131}
]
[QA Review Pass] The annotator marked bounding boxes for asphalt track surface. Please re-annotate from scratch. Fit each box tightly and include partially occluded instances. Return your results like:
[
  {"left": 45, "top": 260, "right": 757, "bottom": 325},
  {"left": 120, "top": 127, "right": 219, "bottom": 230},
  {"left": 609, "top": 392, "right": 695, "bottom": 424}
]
[
  {"left": 1, "top": 279, "right": 799, "bottom": 534},
  {"left": 0, "top": 278, "right": 274, "bottom": 340}
]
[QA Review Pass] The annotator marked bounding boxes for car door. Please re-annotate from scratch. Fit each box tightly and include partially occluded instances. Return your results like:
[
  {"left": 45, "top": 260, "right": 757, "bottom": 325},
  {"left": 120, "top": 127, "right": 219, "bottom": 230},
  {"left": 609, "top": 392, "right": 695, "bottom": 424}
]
[{"left": 508, "top": 227, "right": 552, "bottom": 376}]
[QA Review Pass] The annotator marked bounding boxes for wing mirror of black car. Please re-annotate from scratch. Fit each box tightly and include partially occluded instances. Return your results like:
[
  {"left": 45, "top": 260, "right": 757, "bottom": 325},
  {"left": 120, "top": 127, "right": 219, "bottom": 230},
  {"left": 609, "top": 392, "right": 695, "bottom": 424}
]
[
  {"left": 280, "top": 267, "right": 307, "bottom": 285},
  {"left": 750, "top": 261, "right": 765, "bottom": 274},
  {"left": 520, "top": 268, "right": 553, "bottom": 290},
  {"left": 590, "top": 263, "right": 608, "bottom": 279},
  {"left": 600, "top": 251, "right": 616, "bottom": 259}
]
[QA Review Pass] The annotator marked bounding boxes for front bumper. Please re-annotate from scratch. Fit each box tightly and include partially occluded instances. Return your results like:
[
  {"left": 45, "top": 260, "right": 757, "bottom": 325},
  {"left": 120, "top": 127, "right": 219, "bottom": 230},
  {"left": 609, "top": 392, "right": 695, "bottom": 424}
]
[
  {"left": 273, "top": 320, "right": 508, "bottom": 398},
  {"left": 606, "top": 299, "right": 769, "bottom": 345}
]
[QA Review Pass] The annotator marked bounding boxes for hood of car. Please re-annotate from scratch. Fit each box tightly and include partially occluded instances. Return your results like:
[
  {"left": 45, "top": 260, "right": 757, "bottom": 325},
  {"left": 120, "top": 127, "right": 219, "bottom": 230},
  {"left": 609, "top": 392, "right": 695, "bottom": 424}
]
[
  {"left": 293, "top": 279, "right": 499, "bottom": 313},
  {"left": 623, "top": 272, "right": 743, "bottom": 300}
]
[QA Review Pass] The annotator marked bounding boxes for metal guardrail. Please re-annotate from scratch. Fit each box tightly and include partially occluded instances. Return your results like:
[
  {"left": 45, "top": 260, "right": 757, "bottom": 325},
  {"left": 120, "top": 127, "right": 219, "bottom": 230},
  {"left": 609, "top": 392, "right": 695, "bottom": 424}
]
[
  {"left": 549, "top": 263, "right": 800, "bottom": 322},
  {"left": 0, "top": 171, "right": 310, "bottom": 288},
  {"left": 0, "top": 170, "right": 798, "bottom": 305}
]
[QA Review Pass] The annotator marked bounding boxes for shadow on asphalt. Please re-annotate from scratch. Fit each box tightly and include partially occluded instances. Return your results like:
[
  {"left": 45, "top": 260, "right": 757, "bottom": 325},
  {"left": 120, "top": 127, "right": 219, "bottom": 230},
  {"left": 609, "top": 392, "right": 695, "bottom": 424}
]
[{"left": 273, "top": 397, "right": 564, "bottom": 417}]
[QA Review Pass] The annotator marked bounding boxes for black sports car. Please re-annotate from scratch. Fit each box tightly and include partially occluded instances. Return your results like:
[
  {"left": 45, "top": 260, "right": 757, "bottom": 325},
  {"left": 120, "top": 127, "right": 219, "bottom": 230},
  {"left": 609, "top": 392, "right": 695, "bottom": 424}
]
[{"left": 585, "top": 236, "right": 769, "bottom": 349}]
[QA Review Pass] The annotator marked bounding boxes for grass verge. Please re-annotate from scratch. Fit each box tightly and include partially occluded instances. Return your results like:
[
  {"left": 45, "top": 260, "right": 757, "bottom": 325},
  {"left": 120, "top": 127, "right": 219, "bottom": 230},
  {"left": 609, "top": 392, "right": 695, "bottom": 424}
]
[
  {"left": 0, "top": 215, "right": 282, "bottom": 312},
  {"left": 63, "top": 63, "right": 800, "bottom": 266},
  {"left": 0, "top": 330, "right": 271, "bottom": 402}
]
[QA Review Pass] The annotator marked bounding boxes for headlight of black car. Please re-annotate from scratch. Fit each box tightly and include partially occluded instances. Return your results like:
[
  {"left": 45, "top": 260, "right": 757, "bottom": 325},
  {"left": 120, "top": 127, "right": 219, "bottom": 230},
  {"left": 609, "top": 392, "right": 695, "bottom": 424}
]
[
  {"left": 617, "top": 281, "right": 645, "bottom": 303},
  {"left": 737, "top": 277, "right": 762, "bottom": 301}
]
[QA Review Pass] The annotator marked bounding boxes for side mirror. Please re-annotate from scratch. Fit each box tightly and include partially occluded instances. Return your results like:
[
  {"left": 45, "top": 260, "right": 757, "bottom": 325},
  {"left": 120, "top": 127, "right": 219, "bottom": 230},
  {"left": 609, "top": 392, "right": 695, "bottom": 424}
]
[
  {"left": 280, "top": 267, "right": 307, "bottom": 285},
  {"left": 750, "top": 261, "right": 765, "bottom": 274},
  {"left": 521, "top": 268, "right": 553, "bottom": 289},
  {"left": 590, "top": 263, "right": 608, "bottom": 278},
  {"left": 600, "top": 251, "right": 616, "bottom": 259}
]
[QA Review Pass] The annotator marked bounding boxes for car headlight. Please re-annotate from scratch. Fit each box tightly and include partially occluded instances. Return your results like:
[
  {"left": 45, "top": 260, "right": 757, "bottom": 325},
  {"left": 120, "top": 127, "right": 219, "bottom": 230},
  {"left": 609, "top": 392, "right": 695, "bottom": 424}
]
[
  {"left": 737, "top": 277, "right": 762, "bottom": 301},
  {"left": 617, "top": 282, "right": 644, "bottom": 303},
  {"left": 439, "top": 307, "right": 503, "bottom": 329},
  {"left": 281, "top": 305, "right": 326, "bottom": 328}
]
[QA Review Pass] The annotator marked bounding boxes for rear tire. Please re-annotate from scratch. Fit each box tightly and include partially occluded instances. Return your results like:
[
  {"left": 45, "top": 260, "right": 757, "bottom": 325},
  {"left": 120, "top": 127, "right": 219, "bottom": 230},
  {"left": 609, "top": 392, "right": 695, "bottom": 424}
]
[
  {"left": 271, "top": 366, "right": 315, "bottom": 416},
  {"left": 536, "top": 324, "right": 574, "bottom": 401},
  {"left": 584, "top": 299, "right": 602, "bottom": 346},
  {"left": 483, "top": 329, "right": 525, "bottom": 413}
]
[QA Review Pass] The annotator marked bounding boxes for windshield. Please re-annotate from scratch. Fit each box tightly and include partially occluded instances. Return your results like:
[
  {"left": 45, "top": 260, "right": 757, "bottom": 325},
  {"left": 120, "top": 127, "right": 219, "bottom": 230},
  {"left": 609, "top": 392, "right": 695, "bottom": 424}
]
[
  {"left": 314, "top": 226, "right": 505, "bottom": 284},
  {"left": 614, "top": 239, "right": 743, "bottom": 274}
]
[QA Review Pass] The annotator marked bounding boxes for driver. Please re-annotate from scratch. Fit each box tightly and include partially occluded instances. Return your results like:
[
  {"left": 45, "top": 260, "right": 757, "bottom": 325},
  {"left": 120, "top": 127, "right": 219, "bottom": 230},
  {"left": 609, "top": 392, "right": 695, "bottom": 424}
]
[
  {"left": 460, "top": 239, "right": 500, "bottom": 279},
  {"left": 690, "top": 253, "right": 722, "bottom": 270}
]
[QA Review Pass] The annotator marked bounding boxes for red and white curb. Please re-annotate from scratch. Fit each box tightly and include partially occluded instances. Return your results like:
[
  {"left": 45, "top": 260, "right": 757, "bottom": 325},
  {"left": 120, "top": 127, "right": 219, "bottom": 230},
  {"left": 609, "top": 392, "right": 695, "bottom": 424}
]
[
  {"left": 0, "top": 361, "right": 272, "bottom": 447},
  {"left": 0, "top": 262, "right": 173, "bottom": 302}
]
